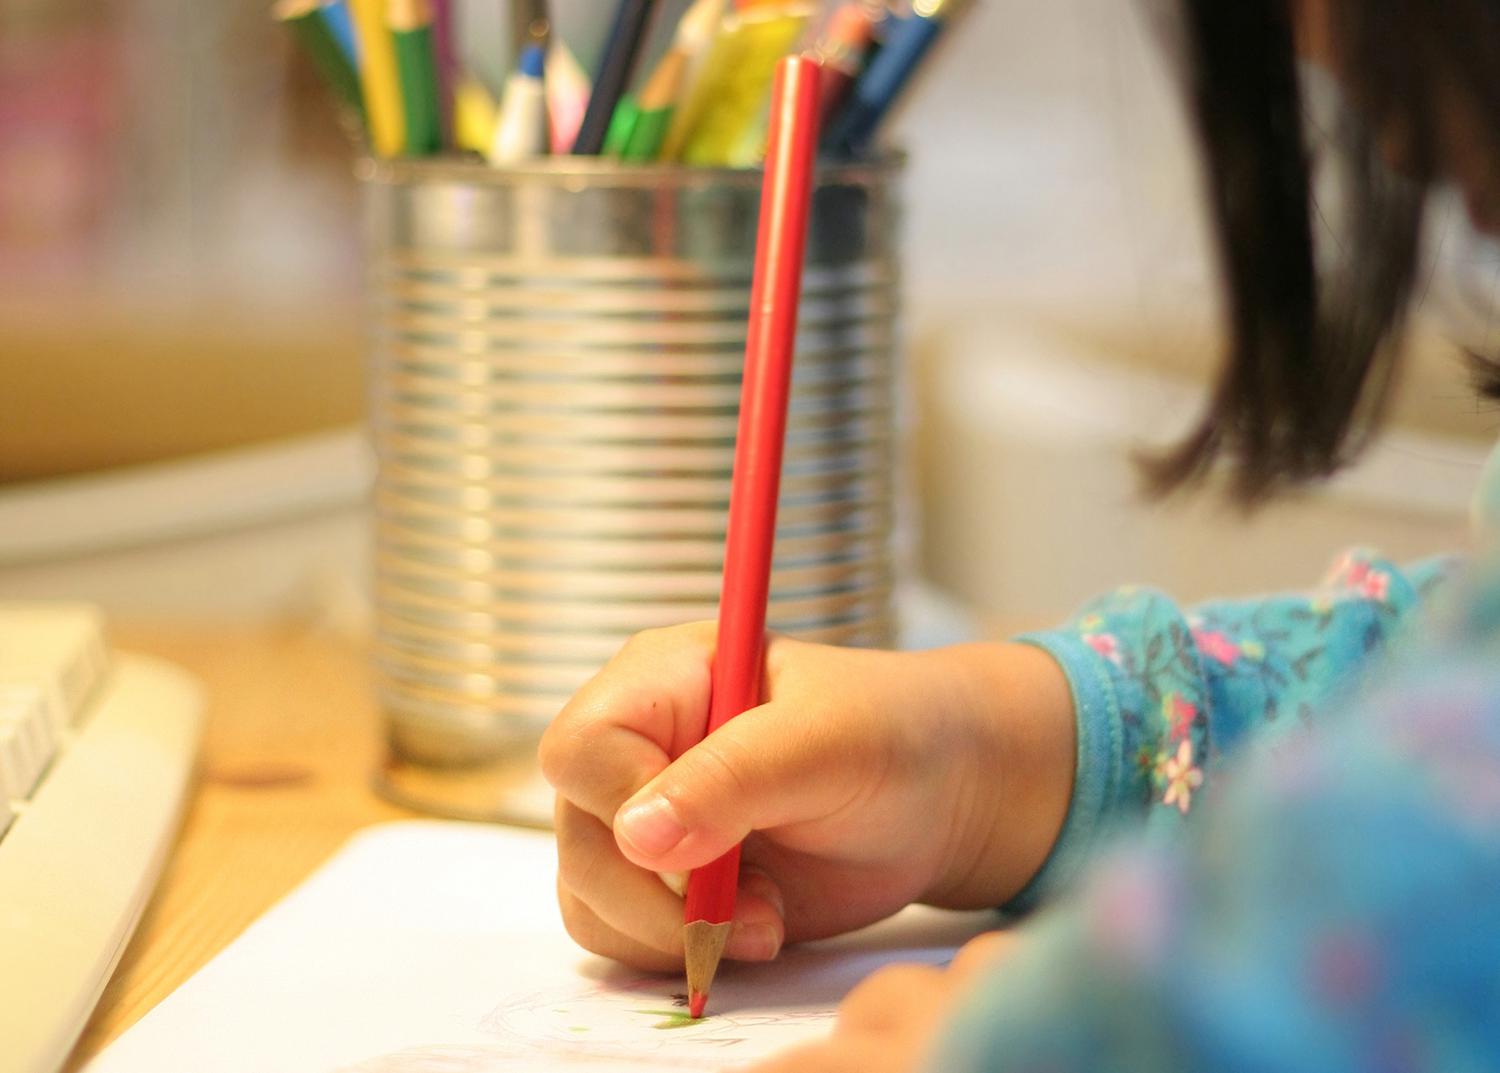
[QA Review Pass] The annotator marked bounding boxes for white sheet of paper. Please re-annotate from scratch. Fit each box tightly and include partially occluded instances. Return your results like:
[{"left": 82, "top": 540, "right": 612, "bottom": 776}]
[{"left": 86, "top": 820, "right": 996, "bottom": 1073}]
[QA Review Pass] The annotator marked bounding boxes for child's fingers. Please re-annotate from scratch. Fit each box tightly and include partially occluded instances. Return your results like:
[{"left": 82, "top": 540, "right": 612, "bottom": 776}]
[
  {"left": 835, "top": 963, "right": 947, "bottom": 1034},
  {"left": 745, "top": 1040, "right": 889, "bottom": 1073},
  {"left": 947, "top": 930, "right": 1018, "bottom": 981},
  {"left": 611, "top": 700, "right": 870, "bottom": 874},
  {"left": 540, "top": 623, "right": 717, "bottom": 825},
  {"left": 556, "top": 876, "right": 683, "bottom": 973},
  {"left": 556, "top": 798, "right": 689, "bottom": 956},
  {"left": 555, "top": 798, "right": 785, "bottom": 964}
]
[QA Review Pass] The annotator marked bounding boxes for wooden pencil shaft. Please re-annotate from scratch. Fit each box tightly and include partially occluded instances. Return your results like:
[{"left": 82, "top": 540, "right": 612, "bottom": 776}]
[
  {"left": 636, "top": 48, "right": 686, "bottom": 110},
  {"left": 706, "top": 56, "right": 822, "bottom": 739},
  {"left": 279, "top": 2, "right": 366, "bottom": 118},
  {"left": 387, "top": 0, "right": 432, "bottom": 32},
  {"left": 429, "top": 0, "right": 456, "bottom": 144},
  {"left": 349, "top": 0, "right": 406, "bottom": 156},
  {"left": 620, "top": 104, "right": 672, "bottom": 159},
  {"left": 392, "top": 24, "right": 441, "bottom": 154},
  {"left": 274, "top": 0, "right": 321, "bottom": 19},
  {"left": 601, "top": 97, "right": 642, "bottom": 157},
  {"left": 683, "top": 919, "right": 733, "bottom": 1012},
  {"left": 817, "top": 66, "right": 855, "bottom": 126},
  {"left": 680, "top": 61, "right": 824, "bottom": 1012},
  {"left": 684, "top": 846, "right": 741, "bottom": 924},
  {"left": 571, "top": 0, "right": 659, "bottom": 154},
  {"left": 679, "top": 8, "right": 811, "bottom": 166}
]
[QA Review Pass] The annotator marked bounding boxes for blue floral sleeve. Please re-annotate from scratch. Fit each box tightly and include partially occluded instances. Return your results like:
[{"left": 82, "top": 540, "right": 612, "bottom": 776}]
[
  {"left": 1004, "top": 549, "right": 1459, "bottom": 912},
  {"left": 926, "top": 563, "right": 1500, "bottom": 1072}
]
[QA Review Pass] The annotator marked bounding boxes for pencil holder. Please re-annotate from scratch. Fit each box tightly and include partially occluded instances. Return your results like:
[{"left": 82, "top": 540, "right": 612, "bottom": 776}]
[{"left": 362, "top": 155, "right": 902, "bottom": 824}]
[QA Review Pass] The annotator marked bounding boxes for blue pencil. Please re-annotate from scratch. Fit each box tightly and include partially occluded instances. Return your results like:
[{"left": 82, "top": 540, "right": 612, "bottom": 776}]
[
  {"left": 319, "top": 0, "right": 360, "bottom": 65},
  {"left": 822, "top": 0, "right": 967, "bottom": 155}
]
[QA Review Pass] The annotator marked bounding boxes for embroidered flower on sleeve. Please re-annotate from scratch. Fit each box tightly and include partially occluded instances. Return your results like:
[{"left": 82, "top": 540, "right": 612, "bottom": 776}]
[
  {"left": 1162, "top": 692, "right": 1197, "bottom": 741},
  {"left": 1159, "top": 740, "right": 1204, "bottom": 814},
  {"left": 1084, "top": 632, "right": 1123, "bottom": 666},
  {"left": 1356, "top": 569, "right": 1390, "bottom": 602},
  {"left": 1192, "top": 628, "right": 1240, "bottom": 666},
  {"left": 1322, "top": 551, "right": 1360, "bottom": 588},
  {"left": 1323, "top": 553, "right": 1390, "bottom": 604}
]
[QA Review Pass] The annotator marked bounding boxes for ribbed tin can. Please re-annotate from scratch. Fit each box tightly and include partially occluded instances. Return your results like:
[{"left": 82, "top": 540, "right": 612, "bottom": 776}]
[{"left": 361, "top": 156, "right": 901, "bottom": 822}]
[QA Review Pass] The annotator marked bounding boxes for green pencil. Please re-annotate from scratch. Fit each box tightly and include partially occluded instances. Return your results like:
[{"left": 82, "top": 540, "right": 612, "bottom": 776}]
[
  {"left": 388, "top": 0, "right": 442, "bottom": 155},
  {"left": 621, "top": 49, "right": 685, "bottom": 161},
  {"left": 275, "top": 0, "right": 366, "bottom": 123},
  {"left": 601, "top": 96, "right": 642, "bottom": 157}
]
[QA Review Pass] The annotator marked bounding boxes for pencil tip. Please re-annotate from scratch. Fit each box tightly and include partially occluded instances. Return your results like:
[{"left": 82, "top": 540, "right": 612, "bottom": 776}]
[{"left": 683, "top": 919, "right": 732, "bottom": 1021}]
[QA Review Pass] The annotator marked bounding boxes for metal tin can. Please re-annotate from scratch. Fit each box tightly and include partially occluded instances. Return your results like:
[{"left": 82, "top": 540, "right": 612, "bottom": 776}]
[{"left": 362, "top": 155, "right": 901, "bottom": 823}]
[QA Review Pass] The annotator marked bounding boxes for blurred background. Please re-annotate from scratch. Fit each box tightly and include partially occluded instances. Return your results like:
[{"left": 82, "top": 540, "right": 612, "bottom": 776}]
[{"left": 3, "top": 0, "right": 1496, "bottom": 632}]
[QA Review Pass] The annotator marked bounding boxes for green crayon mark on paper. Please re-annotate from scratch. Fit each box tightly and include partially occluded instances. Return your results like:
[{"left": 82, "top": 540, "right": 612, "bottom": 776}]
[
  {"left": 568, "top": 1026, "right": 589, "bottom": 1033},
  {"left": 632, "top": 1008, "right": 700, "bottom": 1030}
]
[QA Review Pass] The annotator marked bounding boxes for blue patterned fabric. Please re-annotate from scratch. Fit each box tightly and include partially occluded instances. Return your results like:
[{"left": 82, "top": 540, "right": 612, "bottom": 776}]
[
  {"left": 924, "top": 456, "right": 1500, "bottom": 1070},
  {"left": 1004, "top": 551, "right": 1458, "bottom": 913}
]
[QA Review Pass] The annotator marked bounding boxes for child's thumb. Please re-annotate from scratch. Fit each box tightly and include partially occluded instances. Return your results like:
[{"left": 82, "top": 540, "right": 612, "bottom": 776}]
[{"left": 610, "top": 703, "right": 838, "bottom": 872}]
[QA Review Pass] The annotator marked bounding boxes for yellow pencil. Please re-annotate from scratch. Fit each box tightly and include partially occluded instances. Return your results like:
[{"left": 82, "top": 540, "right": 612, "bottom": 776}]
[
  {"left": 349, "top": 0, "right": 406, "bottom": 156},
  {"left": 679, "top": 5, "right": 811, "bottom": 166}
]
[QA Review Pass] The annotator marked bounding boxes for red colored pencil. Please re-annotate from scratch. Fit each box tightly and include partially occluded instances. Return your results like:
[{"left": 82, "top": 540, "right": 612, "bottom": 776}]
[{"left": 681, "top": 54, "right": 824, "bottom": 1021}]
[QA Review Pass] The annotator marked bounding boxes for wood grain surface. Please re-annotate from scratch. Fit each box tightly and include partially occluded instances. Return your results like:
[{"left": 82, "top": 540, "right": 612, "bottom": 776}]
[{"left": 65, "top": 623, "right": 414, "bottom": 1069}]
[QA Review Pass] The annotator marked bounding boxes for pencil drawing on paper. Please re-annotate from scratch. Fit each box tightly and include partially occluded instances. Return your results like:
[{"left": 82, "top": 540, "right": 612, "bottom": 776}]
[
  {"left": 334, "top": 922, "right": 975, "bottom": 1072},
  {"left": 478, "top": 974, "right": 833, "bottom": 1058},
  {"left": 337, "top": 970, "right": 842, "bottom": 1072}
]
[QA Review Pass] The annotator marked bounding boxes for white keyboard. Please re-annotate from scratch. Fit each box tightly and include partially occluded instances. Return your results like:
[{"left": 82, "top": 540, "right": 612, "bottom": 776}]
[{"left": 0, "top": 604, "right": 203, "bottom": 1073}]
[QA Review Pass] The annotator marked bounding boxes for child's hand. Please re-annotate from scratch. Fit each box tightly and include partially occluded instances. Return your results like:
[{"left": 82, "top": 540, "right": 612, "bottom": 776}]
[
  {"left": 746, "top": 931, "right": 1019, "bottom": 1073},
  {"left": 540, "top": 624, "right": 1073, "bottom": 971}
]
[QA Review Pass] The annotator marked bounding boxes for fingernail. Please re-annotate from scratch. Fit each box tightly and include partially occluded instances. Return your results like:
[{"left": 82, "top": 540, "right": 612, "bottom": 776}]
[
  {"left": 616, "top": 796, "right": 687, "bottom": 858},
  {"left": 740, "top": 868, "right": 785, "bottom": 920},
  {"left": 727, "top": 922, "right": 782, "bottom": 961}
]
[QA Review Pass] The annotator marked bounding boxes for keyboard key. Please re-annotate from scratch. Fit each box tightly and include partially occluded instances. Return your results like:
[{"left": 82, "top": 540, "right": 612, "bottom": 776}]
[
  {"left": 0, "top": 685, "right": 57, "bottom": 800},
  {"left": 0, "top": 602, "right": 109, "bottom": 726},
  {"left": 0, "top": 723, "right": 28, "bottom": 801}
]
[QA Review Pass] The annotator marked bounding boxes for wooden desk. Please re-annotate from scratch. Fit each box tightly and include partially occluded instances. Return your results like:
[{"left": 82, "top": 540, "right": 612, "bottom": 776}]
[{"left": 65, "top": 623, "right": 415, "bottom": 1069}]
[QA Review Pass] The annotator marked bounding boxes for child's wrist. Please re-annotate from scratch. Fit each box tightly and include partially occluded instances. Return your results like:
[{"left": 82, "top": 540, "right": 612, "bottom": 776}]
[{"left": 918, "top": 642, "right": 1076, "bottom": 908}]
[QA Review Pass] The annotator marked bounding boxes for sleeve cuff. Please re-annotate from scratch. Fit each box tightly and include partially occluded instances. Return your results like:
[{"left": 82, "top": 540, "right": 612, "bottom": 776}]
[{"left": 1001, "top": 630, "right": 1124, "bottom": 915}]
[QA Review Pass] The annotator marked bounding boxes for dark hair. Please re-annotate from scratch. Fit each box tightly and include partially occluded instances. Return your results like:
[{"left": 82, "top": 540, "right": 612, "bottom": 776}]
[{"left": 1148, "top": 0, "right": 1500, "bottom": 504}]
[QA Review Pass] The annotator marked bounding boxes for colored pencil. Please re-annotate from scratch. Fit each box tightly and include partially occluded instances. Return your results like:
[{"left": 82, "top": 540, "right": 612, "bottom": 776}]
[
  {"left": 570, "top": 0, "right": 661, "bottom": 154},
  {"left": 681, "top": 54, "right": 822, "bottom": 1021},
  {"left": 389, "top": 0, "right": 442, "bottom": 155},
  {"left": 488, "top": 44, "right": 549, "bottom": 163},
  {"left": 621, "top": 0, "right": 722, "bottom": 161},
  {"left": 453, "top": 77, "right": 499, "bottom": 154},
  {"left": 348, "top": 0, "right": 406, "bottom": 156},
  {"left": 318, "top": 0, "right": 360, "bottom": 65},
  {"left": 807, "top": 3, "right": 874, "bottom": 128},
  {"left": 276, "top": 0, "right": 366, "bottom": 121},
  {"left": 621, "top": 50, "right": 685, "bottom": 160},
  {"left": 545, "top": 36, "right": 593, "bottom": 155},
  {"left": 678, "top": 5, "right": 812, "bottom": 167},
  {"left": 601, "top": 96, "right": 643, "bottom": 157},
  {"left": 513, "top": 0, "right": 552, "bottom": 53},
  {"left": 822, "top": 0, "right": 968, "bottom": 155},
  {"left": 429, "top": 0, "right": 457, "bottom": 145}
]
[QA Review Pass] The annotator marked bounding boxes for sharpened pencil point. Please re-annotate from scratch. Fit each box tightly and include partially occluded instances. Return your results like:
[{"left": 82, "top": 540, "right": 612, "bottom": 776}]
[{"left": 683, "top": 919, "right": 732, "bottom": 1021}]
